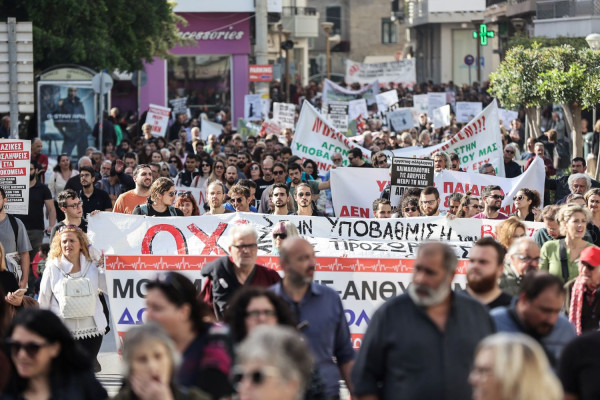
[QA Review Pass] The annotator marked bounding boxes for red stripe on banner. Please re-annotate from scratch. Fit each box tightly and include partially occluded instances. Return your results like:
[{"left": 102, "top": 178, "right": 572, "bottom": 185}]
[{"left": 105, "top": 255, "right": 467, "bottom": 274}]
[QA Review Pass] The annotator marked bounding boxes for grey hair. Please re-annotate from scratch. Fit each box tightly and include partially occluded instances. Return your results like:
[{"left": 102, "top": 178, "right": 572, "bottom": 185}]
[
  {"left": 121, "top": 323, "right": 180, "bottom": 380},
  {"left": 237, "top": 325, "right": 313, "bottom": 398},
  {"left": 507, "top": 237, "right": 538, "bottom": 258},
  {"left": 568, "top": 173, "right": 591, "bottom": 192},
  {"left": 78, "top": 156, "right": 92, "bottom": 168},
  {"left": 431, "top": 151, "right": 451, "bottom": 169},
  {"left": 417, "top": 242, "right": 457, "bottom": 274},
  {"left": 478, "top": 163, "right": 494, "bottom": 174},
  {"left": 448, "top": 192, "right": 464, "bottom": 203},
  {"left": 228, "top": 224, "right": 258, "bottom": 246}
]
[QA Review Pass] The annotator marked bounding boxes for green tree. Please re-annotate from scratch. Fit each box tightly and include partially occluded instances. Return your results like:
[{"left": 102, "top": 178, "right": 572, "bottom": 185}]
[
  {"left": 0, "top": 0, "right": 187, "bottom": 73},
  {"left": 490, "top": 43, "right": 600, "bottom": 158}
]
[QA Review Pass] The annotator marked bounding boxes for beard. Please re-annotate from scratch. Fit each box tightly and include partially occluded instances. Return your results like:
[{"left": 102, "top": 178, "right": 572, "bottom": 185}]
[
  {"left": 408, "top": 278, "right": 451, "bottom": 307},
  {"left": 488, "top": 204, "right": 500, "bottom": 212},
  {"left": 425, "top": 204, "right": 439, "bottom": 216},
  {"left": 467, "top": 270, "right": 498, "bottom": 294}
]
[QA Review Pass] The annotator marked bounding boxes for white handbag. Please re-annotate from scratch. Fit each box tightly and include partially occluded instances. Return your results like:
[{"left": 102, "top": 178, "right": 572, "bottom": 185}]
[{"left": 57, "top": 261, "right": 96, "bottom": 319}]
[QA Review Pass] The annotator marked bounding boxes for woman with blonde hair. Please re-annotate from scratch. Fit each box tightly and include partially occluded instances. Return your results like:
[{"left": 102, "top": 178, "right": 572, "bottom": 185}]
[
  {"left": 132, "top": 177, "right": 183, "bottom": 216},
  {"left": 469, "top": 332, "right": 562, "bottom": 400},
  {"left": 39, "top": 225, "right": 107, "bottom": 369},
  {"left": 541, "top": 204, "right": 595, "bottom": 282},
  {"left": 496, "top": 217, "right": 526, "bottom": 250}
]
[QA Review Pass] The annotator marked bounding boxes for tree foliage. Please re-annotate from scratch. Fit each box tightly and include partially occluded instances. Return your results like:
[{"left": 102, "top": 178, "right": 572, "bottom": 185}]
[
  {"left": 0, "top": 0, "right": 187, "bottom": 73},
  {"left": 507, "top": 35, "right": 589, "bottom": 51}
]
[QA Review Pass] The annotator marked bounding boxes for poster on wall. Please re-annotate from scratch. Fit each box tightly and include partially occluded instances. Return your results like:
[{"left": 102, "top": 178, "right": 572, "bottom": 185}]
[{"left": 38, "top": 84, "right": 96, "bottom": 159}]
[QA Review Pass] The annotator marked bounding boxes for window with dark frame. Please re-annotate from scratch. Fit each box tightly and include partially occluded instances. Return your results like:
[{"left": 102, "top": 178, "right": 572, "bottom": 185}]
[
  {"left": 326, "top": 6, "right": 341, "bottom": 35},
  {"left": 381, "top": 18, "right": 397, "bottom": 44}
]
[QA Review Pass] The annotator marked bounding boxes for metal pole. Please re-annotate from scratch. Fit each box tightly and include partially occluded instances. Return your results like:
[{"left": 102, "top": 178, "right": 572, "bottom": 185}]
[
  {"left": 255, "top": 0, "right": 269, "bottom": 96},
  {"left": 326, "top": 33, "right": 331, "bottom": 80},
  {"left": 98, "top": 73, "right": 104, "bottom": 151},
  {"left": 7, "top": 18, "right": 18, "bottom": 139},
  {"left": 285, "top": 47, "right": 290, "bottom": 103}
]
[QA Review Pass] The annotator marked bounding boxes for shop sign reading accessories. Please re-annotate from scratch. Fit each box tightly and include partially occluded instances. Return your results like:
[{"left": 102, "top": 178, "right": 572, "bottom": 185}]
[{"left": 179, "top": 26, "right": 245, "bottom": 41}]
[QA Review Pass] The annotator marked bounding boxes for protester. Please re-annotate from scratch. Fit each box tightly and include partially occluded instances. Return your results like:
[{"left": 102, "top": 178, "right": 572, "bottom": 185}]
[
  {"left": 174, "top": 191, "right": 200, "bottom": 216},
  {"left": 503, "top": 143, "right": 522, "bottom": 178},
  {"left": 191, "top": 158, "right": 212, "bottom": 189},
  {"left": 473, "top": 185, "right": 508, "bottom": 220},
  {"left": 287, "top": 164, "right": 329, "bottom": 211},
  {"left": 499, "top": 237, "right": 541, "bottom": 296},
  {"left": 400, "top": 196, "right": 421, "bottom": 217},
  {"left": 446, "top": 192, "right": 463, "bottom": 216},
  {"left": 271, "top": 237, "right": 355, "bottom": 399},
  {"left": 204, "top": 181, "right": 233, "bottom": 215},
  {"left": 470, "top": 333, "right": 562, "bottom": 400},
  {"left": 585, "top": 187, "right": 600, "bottom": 246},
  {"left": 462, "top": 237, "right": 513, "bottom": 309},
  {"left": 496, "top": 217, "right": 526, "bottom": 249},
  {"left": 132, "top": 177, "right": 183, "bottom": 216},
  {"left": 540, "top": 204, "right": 594, "bottom": 283},
  {"left": 113, "top": 323, "right": 211, "bottom": 400},
  {"left": 525, "top": 142, "right": 556, "bottom": 178},
  {"left": 145, "top": 272, "right": 233, "bottom": 398},
  {"left": 559, "top": 329, "right": 600, "bottom": 400},
  {"left": 201, "top": 225, "right": 280, "bottom": 319},
  {"left": 534, "top": 205, "right": 562, "bottom": 248},
  {"left": 371, "top": 151, "right": 388, "bottom": 168},
  {"left": 564, "top": 246, "right": 600, "bottom": 334},
  {"left": 2, "top": 309, "right": 107, "bottom": 400},
  {"left": 457, "top": 192, "right": 481, "bottom": 218},
  {"left": 227, "top": 184, "right": 253, "bottom": 213},
  {"left": 0, "top": 242, "right": 24, "bottom": 311},
  {"left": 235, "top": 326, "right": 314, "bottom": 400},
  {"left": 50, "top": 189, "right": 87, "bottom": 242},
  {"left": 449, "top": 152, "right": 462, "bottom": 171},
  {"left": 348, "top": 148, "right": 372, "bottom": 168},
  {"left": 491, "top": 271, "right": 576, "bottom": 367},
  {"left": 48, "top": 154, "right": 78, "bottom": 221},
  {"left": 38, "top": 225, "right": 107, "bottom": 371},
  {"left": 78, "top": 165, "right": 113, "bottom": 216},
  {"left": 270, "top": 221, "right": 299, "bottom": 256},
  {"left": 113, "top": 164, "right": 153, "bottom": 214},
  {"left": 0, "top": 187, "right": 31, "bottom": 289},
  {"left": 432, "top": 151, "right": 450, "bottom": 172},
  {"left": 293, "top": 183, "right": 323, "bottom": 216},
  {"left": 419, "top": 186, "right": 443, "bottom": 216},
  {"left": 557, "top": 173, "right": 592, "bottom": 205},
  {"left": 372, "top": 198, "right": 392, "bottom": 219},
  {"left": 478, "top": 163, "right": 496, "bottom": 176},
  {"left": 510, "top": 188, "right": 540, "bottom": 221},
  {"left": 352, "top": 242, "right": 495, "bottom": 400},
  {"left": 259, "top": 162, "right": 288, "bottom": 213},
  {"left": 175, "top": 155, "right": 199, "bottom": 187}
]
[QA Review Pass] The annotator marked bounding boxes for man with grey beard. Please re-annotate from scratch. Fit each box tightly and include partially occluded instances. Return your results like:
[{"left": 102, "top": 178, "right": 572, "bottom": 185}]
[{"left": 352, "top": 242, "right": 495, "bottom": 400}]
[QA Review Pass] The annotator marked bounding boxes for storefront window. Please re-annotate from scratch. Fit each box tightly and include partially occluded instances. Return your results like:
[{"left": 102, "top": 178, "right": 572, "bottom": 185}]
[{"left": 167, "top": 55, "right": 231, "bottom": 118}]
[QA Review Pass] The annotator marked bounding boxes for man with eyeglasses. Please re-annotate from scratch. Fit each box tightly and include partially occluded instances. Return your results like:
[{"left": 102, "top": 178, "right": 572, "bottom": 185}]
[
  {"left": 503, "top": 143, "right": 522, "bottom": 178},
  {"left": 492, "top": 271, "right": 575, "bottom": 368},
  {"left": 293, "top": 183, "right": 323, "bottom": 217},
  {"left": 50, "top": 189, "right": 87, "bottom": 242},
  {"left": 372, "top": 198, "right": 392, "bottom": 219},
  {"left": 258, "top": 162, "right": 288, "bottom": 214},
  {"left": 271, "top": 237, "right": 355, "bottom": 400},
  {"left": 78, "top": 165, "right": 112, "bottom": 217},
  {"left": 227, "top": 185, "right": 253, "bottom": 213},
  {"left": 472, "top": 185, "right": 508, "bottom": 220},
  {"left": 500, "top": 237, "right": 541, "bottom": 296},
  {"left": 419, "top": 186, "right": 444, "bottom": 217},
  {"left": 371, "top": 151, "right": 389, "bottom": 169},
  {"left": 202, "top": 225, "right": 281, "bottom": 320},
  {"left": 461, "top": 237, "right": 513, "bottom": 309}
]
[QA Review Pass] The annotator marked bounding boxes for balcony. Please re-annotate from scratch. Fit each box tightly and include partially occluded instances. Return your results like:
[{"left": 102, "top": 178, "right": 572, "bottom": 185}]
[
  {"left": 407, "top": 0, "right": 484, "bottom": 27},
  {"left": 537, "top": 0, "right": 600, "bottom": 19},
  {"left": 280, "top": 6, "right": 319, "bottom": 38},
  {"left": 534, "top": 0, "right": 600, "bottom": 37}
]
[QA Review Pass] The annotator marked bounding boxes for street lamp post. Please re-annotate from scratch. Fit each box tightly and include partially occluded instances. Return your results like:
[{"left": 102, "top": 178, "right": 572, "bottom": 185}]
[
  {"left": 321, "top": 22, "right": 334, "bottom": 80},
  {"left": 586, "top": 33, "right": 600, "bottom": 180}
]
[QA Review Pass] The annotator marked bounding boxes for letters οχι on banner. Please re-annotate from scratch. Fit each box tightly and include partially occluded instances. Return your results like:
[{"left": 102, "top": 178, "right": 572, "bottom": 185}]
[
  {"left": 146, "top": 105, "right": 170, "bottom": 138},
  {"left": 292, "top": 101, "right": 371, "bottom": 171},
  {"left": 104, "top": 254, "right": 467, "bottom": 349},
  {"left": 0, "top": 139, "right": 31, "bottom": 215},
  {"left": 391, "top": 100, "right": 506, "bottom": 177},
  {"left": 322, "top": 79, "right": 379, "bottom": 106},
  {"left": 345, "top": 59, "right": 416, "bottom": 86}
]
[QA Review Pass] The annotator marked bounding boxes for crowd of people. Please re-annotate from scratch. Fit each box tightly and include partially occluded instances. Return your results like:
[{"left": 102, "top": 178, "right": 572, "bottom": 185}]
[{"left": 2, "top": 82, "right": 600, "bottom": 400}]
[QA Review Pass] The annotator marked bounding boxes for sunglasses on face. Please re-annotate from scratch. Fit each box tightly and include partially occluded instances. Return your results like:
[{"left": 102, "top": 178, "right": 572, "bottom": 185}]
[
  {"left": 215, "top": 165, "right": 224, "bottom": 169},
  {"left": 273, "top": 170, "right": 285, "bottom": 175},
  {"left": 404, "top": 206, "right": 418, "bottom": 213},
  {"left": 6, "top": 340, "right": 51, "bottom": 358},
  {"left": 505, "top": 149, "right": 514, "bottom": 154},
  {"left": 232, "top": 366, "right": 279, "bottom": 388},
  {"left": 513, "top": 195, "right": 525, "bottom": 201},
  {"left": 250, "top": 166, "right": 260, "bottom": 170},
  {"left": 273, "top": 233, "right": 287, "bottom": 239},
  {"left": 202, "top": 163, "right": 210, "bottom": 167},
  {"left": 64, "top": 201, "right": 83, "bottom": 209},
  {"left": 490, "top": 194, "right": 505, "bottom": 200}
]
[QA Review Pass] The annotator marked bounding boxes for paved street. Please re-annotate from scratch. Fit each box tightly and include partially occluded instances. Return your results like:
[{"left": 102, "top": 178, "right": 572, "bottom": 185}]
[{"left": 96, "top": 306, "right": 121, "bottom": 396}]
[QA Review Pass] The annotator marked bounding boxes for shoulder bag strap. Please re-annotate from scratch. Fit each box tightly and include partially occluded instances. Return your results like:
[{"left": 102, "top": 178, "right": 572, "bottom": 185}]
[{"left": 558, "top": 239, "right": 570, "bottom": 283}]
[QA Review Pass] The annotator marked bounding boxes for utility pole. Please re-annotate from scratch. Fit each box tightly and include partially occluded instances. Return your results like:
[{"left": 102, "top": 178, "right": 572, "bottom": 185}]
[
  {"left": 7, "top": 18, "right": 18, "bottom": 138},
  {"left": 255, "top": 0, "right": 269, "bottom": 96}
]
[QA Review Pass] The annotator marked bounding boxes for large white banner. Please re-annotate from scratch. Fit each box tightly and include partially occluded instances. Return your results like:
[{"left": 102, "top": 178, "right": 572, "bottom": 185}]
[
  {"left": 146, "top": 105, "right": 170, "bottom": 138},
  {"left": 376, "top": 90, "right": 399, "bottom": 113},
  {"left": 391, "top": 100, "right": 506, "bottom": 177},
  {"left": 330, "top": 157, "right": 545, "bottom": 216},
  {"left": 273, "top": 102, "right": 296, "bottom": 129},
  {"left": 345, "top": 59, "right": 416, "bottom": 86},
  {"left": 456, "top": 102, "right": 483, "bottom": 123},
  {"left": 104, "top": 254, "right": 467, "bottom": 349},
  {"left": 322, "top": 79, "right": 379, "bottom": 106},
  {"left": 0, "top": 139, "right": 30, "bottom": 214},
  {"left": 292, "top": 101, "right": 371, "bottom": 171}
]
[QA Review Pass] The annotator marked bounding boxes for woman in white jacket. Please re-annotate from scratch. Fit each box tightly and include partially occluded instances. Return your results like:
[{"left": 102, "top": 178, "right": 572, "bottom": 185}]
[{"left": 39, "top": 224, "right": 107, "bottom": 368}]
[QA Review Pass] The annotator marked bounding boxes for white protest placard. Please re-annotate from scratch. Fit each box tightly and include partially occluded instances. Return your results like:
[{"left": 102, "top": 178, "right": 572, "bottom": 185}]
[
  {"left": 387, "top": 108, "right": 415, "bottom": 132},
  {"left": 261, "top": 98, "right": 271, "bottom": 119},
  {"left": 498, "top": 108, "right": 519, "bottom": 130},
  {"left": 391, "top": 100, "right": 506, "bottom": 176},
  {"left": 273, "top": 103, "right": 296, "bottom": 129},
  {"left": 330, "top": 157, "right": 544, "bottom": 217},
  {"left": 201, "top": 119, "right": 222, "bottom": 141},
  {"left": 104, "top": 254, "right": 466, "bottom": 349},
  {"left": 244, "top": 94, "right": 263, "bottom": 121},
  {"left": 446, "top": 92, "right": 456, "bottom": 110},
  {"left": 322, "top": 79, "right": 379, "bottom": 106},
  {"left": 456, "top": 102, "right": 483, "bottom": 123},
  {"left": 432, "top": 104, "right": 451, "bottom": 128},
  {"left": 326, "top": 101, "right": 349, "bottom": 133},
  {"left": 376, "top": 90, "right": 399, "bottom": 113},
  {"left": 413, "top": 94, "right": 428, "bottom": 114},
  {"left": 427, "top": 92, "right": 447, "bottom": 116},
  {"left": 346, "top": 59, "right": 416, "bottom": 86},
  {"left": 145, "top": 104, "right": 170, "bottom": 138},
  {"left": 292, "top": 101, "right": 371, "bottom": 172},
  {"left": 348, "top": 98, "right": 368, "bottom": 121},
  {"left": 169, "top": 97, "right": 188, "bottom": 116},
  {"left": 0, "top": 139, "right": 30, "bottom": 214},
  {"left": 390, "top": 157, "right": 434, "bottom": 207}
]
